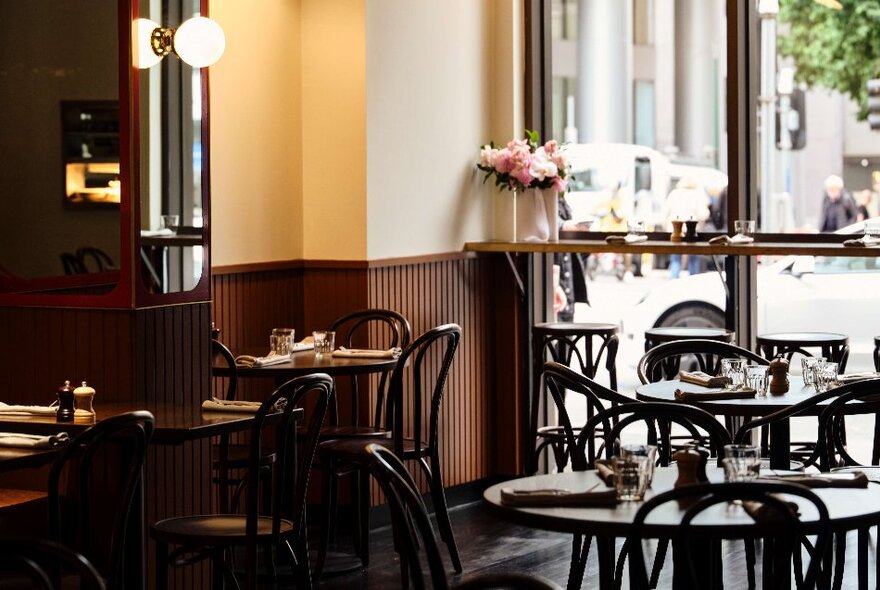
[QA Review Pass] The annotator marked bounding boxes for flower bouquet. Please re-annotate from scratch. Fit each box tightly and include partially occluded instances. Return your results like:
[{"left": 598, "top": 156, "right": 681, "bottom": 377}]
[{"left": 477, "top": 131, "right": 569, "bottom": 242}]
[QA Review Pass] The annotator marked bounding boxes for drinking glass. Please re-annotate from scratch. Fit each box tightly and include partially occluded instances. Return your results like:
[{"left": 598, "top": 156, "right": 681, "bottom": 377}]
[
  {"left": 160, "top": 214, "right": 180, "bottom": 231},
  {"left": 720, "top": 358, "right": 746, "bottom": 390},
  {"left": 801, "top": 357, "right": 824, "bottom": 387},
  {"left": 620, "top": 444, "right": 657, "bottom": 487},
  {"left": 746, "top": 365, "right": 769, "bottom": 397},
  {"left": 722, "top": 444, "right": 761, "bottom": 482},
  {"left": 270, "top": 328, "right": 295, "bottom": 356},
  {"left": 816, "top": 362, "right": 839, "bottom": 393},
  {"left": 612, "top": 455, "right": 651, "bottom": 501},
  {"left": 864, "top": 220, "right": 880, "bottom": 237},
  {"left": 734, "top": 219, "right": 755, "bottom": 237},
  {"left": 627, "top": 220, "right": 646, "bottom": 236},
  {"left": 313, "top": 330, "right": 336, "bottom": 358}
]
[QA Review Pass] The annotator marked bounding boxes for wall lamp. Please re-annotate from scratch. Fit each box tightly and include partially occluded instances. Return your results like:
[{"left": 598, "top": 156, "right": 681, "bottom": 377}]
[{"left": 135, "top": 17, "right": 225, "bottom": 69}]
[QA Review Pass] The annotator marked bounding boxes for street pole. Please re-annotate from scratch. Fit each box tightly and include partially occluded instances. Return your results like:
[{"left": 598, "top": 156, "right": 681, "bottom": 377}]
[
  {"left": 777, "top": 66, "right": 795, "bottom": 195},
  {"left": 759, "top": 0, "right": 779, "bottom": 231}
]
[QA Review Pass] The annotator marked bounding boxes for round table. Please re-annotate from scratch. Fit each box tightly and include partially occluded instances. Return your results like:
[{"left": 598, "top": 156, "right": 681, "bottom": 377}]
[
  {"left": 214, "top": 348, "right": 398, "bottom": 379},
  {"left": 644, "top": 327, "right": 735, "bottom": 352},
  {"left": 484, "top": 467, "right": 880, "bottom": 589},
  {"left": 635, "top": 376, "right": 828, "bottom": 470}
]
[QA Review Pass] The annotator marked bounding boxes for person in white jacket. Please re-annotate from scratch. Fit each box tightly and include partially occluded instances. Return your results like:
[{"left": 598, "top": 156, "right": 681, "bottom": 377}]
[{"left": 662, "top": 177, "right": 710, "bottom": 278}]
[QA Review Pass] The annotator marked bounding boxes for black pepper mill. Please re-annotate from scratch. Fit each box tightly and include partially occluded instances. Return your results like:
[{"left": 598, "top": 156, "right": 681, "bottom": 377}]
[{"left": 56, "top": 380, "right": 75, "bottom": 422}]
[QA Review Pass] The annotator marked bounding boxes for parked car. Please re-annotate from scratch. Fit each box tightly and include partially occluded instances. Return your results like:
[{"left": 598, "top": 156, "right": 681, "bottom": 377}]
[{"left": 623, "top": 219, "right": 880, "bottom": 370}]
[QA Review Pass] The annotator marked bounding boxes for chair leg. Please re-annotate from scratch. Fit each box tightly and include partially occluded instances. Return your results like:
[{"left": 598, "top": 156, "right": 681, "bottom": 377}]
[
  {"left": 212, "top": 548, "right": 226, "bottom": 590},
  {"left": 426, "top": 454, "right": 462, "bottom": 573},
  {"left": 355, "top": 468, "right": 371, "bottom": 567},
  {"left": 833, "top": 532, "right": 846, "bottom": 590},
  {"left": 313, "top": 457, "right": 337, "bottom": 579},
  {"left": 744, "top": 539, "right": 757, "bottom": 590},
  {"left": 567, "top": 533, "right": 590, "bottom": 590},
  {"left": 155, "top": 540, "right": 169, "bottom": 590},
  {"left": 649, "top": 538, "right": 669, "bottom": 589},
  {"left": 292, "top": 534, "right": 313, "bottom": 590}
]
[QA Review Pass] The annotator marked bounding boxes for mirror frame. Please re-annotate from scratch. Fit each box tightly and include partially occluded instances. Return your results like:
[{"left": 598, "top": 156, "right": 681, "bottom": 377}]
[{"left": 0, "top": 0, "right": 211, "bottom": 309}]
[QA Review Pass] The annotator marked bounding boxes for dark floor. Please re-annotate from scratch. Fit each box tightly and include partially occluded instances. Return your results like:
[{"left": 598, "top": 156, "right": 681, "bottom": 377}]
[{"left": 306, "top": 501, "right": 875, "bottom": 589}]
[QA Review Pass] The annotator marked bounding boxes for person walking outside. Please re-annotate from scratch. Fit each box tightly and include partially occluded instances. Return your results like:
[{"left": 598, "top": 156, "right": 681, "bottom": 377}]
[{"left": 818, "top": 174, "right": 856, "bottom": 232}]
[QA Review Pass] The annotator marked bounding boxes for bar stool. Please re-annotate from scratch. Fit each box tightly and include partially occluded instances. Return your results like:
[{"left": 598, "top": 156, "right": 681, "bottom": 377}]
[
  {"left": 644, "top": 326, "right": 735, "bottom": 352},
  {"left": 756, "top": 331, "right": 849, "bottom": 370},
  {"left": 873, "top": 336, "right": 880, "bottom": 372},
  {"left": 530, "top": 322, "right": 619, "bottom": 474}
]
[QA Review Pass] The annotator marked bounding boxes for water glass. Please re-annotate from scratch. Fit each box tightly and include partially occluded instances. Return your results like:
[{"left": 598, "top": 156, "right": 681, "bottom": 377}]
[
  {"left": 746, "top": 365, "right": 769, "bottom": 397},
  {"left": 612, "top": 455, "right": 651, "bottom": 501},
  {"left": 313, "top": 330, "right": 336, "bottom": 358},
  {"left": 816, "top": 361, "right": 839, "bottom": 393},
  {"left": 734, "top": 219, "right": 755, "bottom": 236},
  {"left": 160, "top": 214, "right": 180, "bottom": 231},
  {"left": 627, "top": 220, "right": 646, "bottom": 235},
  {"left": 620, "top": 444, "right": 657, "bottom": 487},
  {"left": 801, "top": 357, "right": 824, "bottom": 387},
  {"left": 720, "top": 358, "right": 746, "bottom": 390},
  {"left": 722, "top": 444, "right": 761, "bottom": 482},
  {"left": 270, "top": 328, "right": 295, "bottom": 356}
]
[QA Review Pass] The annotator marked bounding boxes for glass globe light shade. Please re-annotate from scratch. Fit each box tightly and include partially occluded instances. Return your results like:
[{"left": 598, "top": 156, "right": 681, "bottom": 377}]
[
  {"left": 134, "top": 18, "right": 163, "bottom": 69},
  {"left": 174, "top": 17, "right": 226, "bottom": 68}
]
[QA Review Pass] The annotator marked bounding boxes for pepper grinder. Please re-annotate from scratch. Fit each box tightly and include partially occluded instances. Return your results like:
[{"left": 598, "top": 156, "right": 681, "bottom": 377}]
[
  {"left": 769, "top": 355, "right": 790, "bottom": 395},
  {"left": 673, "top": 447, "right": 709, "bottom": 489},
  {"left": 56, "top": 380, "right": 75, "bottom": 422},
  {"left": 670, "top": 219, "right": 684, "bottom": 243},
  {"left": 73, "top": 381, "right": 96, "bottom": 415},
  {"left": 684, "top": 219, "right": 699, "bottom": 242}
]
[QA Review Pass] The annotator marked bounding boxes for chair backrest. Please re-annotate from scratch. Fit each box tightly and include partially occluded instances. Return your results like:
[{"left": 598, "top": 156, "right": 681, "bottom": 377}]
[
  {"left": 211, "top": 338, "right": 238, "bottom": 401},
  {"left": 0, "top": 538, "right": 106, "bottom": 590},
  {"left": 542, "top": 362, "right": 636, "bottom": 470},
  {"left": 48, "top": 411, "right": 154, "bottom": 589},
  {"left": 532, "top": 326, "right": 619, "bottom": 388},
  {"left": 243, "top": 373, "right": 332, "bottom": 588},
  {"left": 384, "top": 324, "right": 460, "bottom": 458},
  {"left": 627, "top": 482, "right": 829, "bottom": 590},
  {"left": 329, "top": 308, "right": 412, "bottom": 428},
  {"left": 76, "top": 247, "right": 114, "bottom": 272},
  {"left": 814, "top": 378, "right": 880, "bottom": 469},
  {"left": 365, "top": 444, "right": 561, "bottom": 590},
  {"left": 579, "top": 401, "right": 732, "bottom": 467},
  {"left": 637, "top": 339, "right": 768, "bottom": 384}
]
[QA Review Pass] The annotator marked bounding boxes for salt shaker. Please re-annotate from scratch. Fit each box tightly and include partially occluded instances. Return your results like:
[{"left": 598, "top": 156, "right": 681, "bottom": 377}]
[
  {"left": 73, "top": 381, "right": 96, "bottom": 415},
  {"left": 684, "top": 220, "right": 699, "bottom": 242},
  {"left": 56, "top": 380, "right": 75, "bottom": 422},
  {"left": 670, "top": 219, "right": 684, "bottom": 243},
  {"left": 769, "top": 355, "right": 790, "bottom": 395},
  {"left": 673, "top": 447, "right": 708, "bottom": 488}
]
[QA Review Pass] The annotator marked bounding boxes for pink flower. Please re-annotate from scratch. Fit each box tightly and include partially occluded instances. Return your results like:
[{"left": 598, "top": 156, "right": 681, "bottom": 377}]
[
  {"left": 552, "top": 176, "right": 567, "bottom": 192},
  {"left": 544, "top": 140, "right": 558, "bottom": 155},
  {"left": 550, "top": 151, "right": 567, "bottom": 171},
  {"left": 495, "top": 149, "right": 514, "bottom": 174},
  {"left": 529, "top": 147, "right": 559, "bottom": 181},
  {"left": 513, "top": 164, "right": 535, "bottom": 187},
  {"left": 479, "top": 145, "right": 499, "bottom": 168}
]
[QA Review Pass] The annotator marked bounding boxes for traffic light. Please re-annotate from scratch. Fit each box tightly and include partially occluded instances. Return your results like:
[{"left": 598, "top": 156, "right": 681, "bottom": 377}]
[
  {"left": 776, "top": 88, "right": 806, "bottom": 150},
  {"left": 868, "top": 79, "right": 880, "bottom": 131}
]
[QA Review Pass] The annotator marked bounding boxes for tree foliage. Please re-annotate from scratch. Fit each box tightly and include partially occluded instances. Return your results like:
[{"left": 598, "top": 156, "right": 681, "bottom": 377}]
[{"left": 779, "top": 0, "right": 880, "bottom": 119}]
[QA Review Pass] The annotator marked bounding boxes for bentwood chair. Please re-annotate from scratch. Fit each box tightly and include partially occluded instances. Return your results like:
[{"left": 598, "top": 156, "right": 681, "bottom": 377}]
[
  {"left": 49, "top": 411, "right": 155, "bottom": 590},
  {"left": 0, "top": 538, "right": 106, "bottom": 590},
  {"left": 627, "top": 482, "right": 830, "bottom": 590},
  {"left": 151, "top": 374, "right": 332, "bottom": 590},
  {"left": 365, "top": 444, "right": 562, "bottom": 590},
  {"left": 637, "top": 339, "right": 768, "bottom": 385},
  {"left": 314, "top": 324, "right": 462, "bottom": 577}
]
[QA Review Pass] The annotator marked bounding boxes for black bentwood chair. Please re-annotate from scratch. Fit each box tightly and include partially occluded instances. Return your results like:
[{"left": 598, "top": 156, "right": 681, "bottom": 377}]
[
  {"left": 49, "top": 411, "right": 154, "bottom": 590},
  {"left": 151, "top": 374, "right": 332, "bottom": 590},
  {"left": 637, "top": 339, "right": 769, "bottom": 385},
  {"left": 315, "top": 324, "right": 462, "bottom": 577},
  {"left": 0, "top": 538, "right": 106, "bottom": 590},
  {"left": 627, "top": 482, "right": 830, "bottom": 590},
  {"left": 365, "top": 444, "right": 562, "bottom": 590}
]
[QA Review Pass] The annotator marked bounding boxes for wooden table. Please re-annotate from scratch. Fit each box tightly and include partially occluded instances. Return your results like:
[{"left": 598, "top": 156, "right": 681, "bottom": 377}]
[
  {"left": 634, "top": 376, "right": 839, "bottom": 469},
  {"left": 0, "top": 447, "right": 59, "bottom": 473},
  {"left": 215, "top": 348, "right": 398, "bottom": 380},
  {"left": 484, "top": 467, "right": 880, "bottom": 589}
]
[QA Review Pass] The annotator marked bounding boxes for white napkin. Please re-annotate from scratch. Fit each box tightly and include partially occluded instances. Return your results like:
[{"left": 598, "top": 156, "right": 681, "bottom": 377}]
[
  {"left": 140, "top": 229, "right": 174, "bottom": 237},
  {"left": 0, "top": 432, "right": 69, "bottom": 449},
  {"left": 709, "top": 234, "right": 754, "bottom": 245},
  {"left": 201, "top": 397, "right": 262, "bottom": 413},
  {"left": 234, "top": 353, "right": 290, "bottom": 368},
  {"left": 839, "top": 372, "right": 880, "bottom": 384},
  {"left": 0, "top": 403, "right": 91, "bottom": 418},
  {"left": 605, "top": 234, "right": 648, "bottom": 245},
  {"left": 331, "top": 347, "right": 402, "bottom": 359},
  {"left": 843, "top": 235, "right": 880, "bottom": 247}
]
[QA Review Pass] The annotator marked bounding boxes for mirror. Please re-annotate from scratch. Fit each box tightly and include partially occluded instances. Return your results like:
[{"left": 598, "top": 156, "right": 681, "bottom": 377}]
[
  {"left": 137, "top": 0, "right": 207, "bottom": 295},
  {"left": 0, "top": 0, "right": 120, "bottom": 295}
]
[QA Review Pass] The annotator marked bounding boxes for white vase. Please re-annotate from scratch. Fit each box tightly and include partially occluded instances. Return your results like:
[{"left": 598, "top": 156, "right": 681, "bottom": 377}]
[
  {"left": 515, "top": 188, "right": 553, "bottom": 242},
  {"left": 544, "top": 190, "right": 559, "bottom": 242}
]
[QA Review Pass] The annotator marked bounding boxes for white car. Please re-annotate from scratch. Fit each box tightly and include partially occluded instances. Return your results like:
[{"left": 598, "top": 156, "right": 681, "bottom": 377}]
[{"left": 623, "top": 219, "right": 880, "bottom": 371}]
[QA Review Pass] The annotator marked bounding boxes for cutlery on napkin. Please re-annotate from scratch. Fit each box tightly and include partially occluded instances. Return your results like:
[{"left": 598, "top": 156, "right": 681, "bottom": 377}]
[
  {"left": 0, "top": 432, "right": 70, "bottom": 449},
  {"left": 708, "top": 234, "right": 754, "bottom": 245},
  {"left": 331, "top": 347, "right": 402, "bottom": 359},
  {"left": 290, "top": 336, "right": 314, "bottom": 353},
  {"left": 843, "top": 235, "right": 880, "bottom": 247},
  {"left": 593, "top": 459, "right": 616, "bottom": 487},
  {"left": 758, "top": 471, "right": 869, "bottom": 488},
  {"left": 838, "top": 372, "right": 880, "bottom": 384},
  {"left": 499, "top": 484, "right": 617, "bottom": 507},
  {"left": 674, "top": 388, "right": 756, "bottom": 402},
  {"left": 742, "top": 496, "right": 800, "bottom": 524},
  {"left": 605, "top": 234, "right": 649, "bottom": 245},
  {"left": 201, "top": 397, "right": 286, "bottom": 414},
  {"left": 679, "top": 370, "right": 731, "bottom": 388},
  {"left": 234, "top": 353, "right": 290, "bottom": 368},
  {"left": 0, "top": 403, "right": 91, "bottom": 417}
]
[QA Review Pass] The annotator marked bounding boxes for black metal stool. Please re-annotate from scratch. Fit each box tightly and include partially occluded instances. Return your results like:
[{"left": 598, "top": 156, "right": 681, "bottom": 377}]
[
  {"left": 756, "top": 332, "right": 849, "bottom": 371},
  {"left": 530, "top": 322, "right": 619, "bottom": 473},
  {"left": 644, "top": 327, "right": 735, "bottom": 352}
]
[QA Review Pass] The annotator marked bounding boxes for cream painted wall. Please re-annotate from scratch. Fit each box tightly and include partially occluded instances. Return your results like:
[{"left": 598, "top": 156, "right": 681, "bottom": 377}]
[
  {"left": 210, "top": 0, "right": 303, "bottom": 266},
  {"left": 366, "top": 0, "right": 522, "bottom": 259}
]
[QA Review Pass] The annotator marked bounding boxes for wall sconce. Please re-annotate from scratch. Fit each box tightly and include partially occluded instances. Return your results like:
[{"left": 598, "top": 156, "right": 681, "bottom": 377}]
[{"left": 135, "top": 17, "right": 225, "bottom": 69}]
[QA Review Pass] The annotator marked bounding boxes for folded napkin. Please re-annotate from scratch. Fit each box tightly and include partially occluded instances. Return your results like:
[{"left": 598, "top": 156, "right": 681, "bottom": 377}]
[
  {"left": 201, "top": 397, "right": 263, "bottom": 413},
  {"left": 843, "top": 235, "right": 880, "bottom": 247},
  {"left": 0, "top": 403, "right": 91, "bottom": 418},
  {"left": 593, "top": 459, "right": 616, "bottom": 487},
  {"left": 832, "top": 466, "right": 880, "bottom": 483},
  {"left": 674, "top": 388, "right": 756, "bottom": 402},
  {"left": 758, "top": 471, "right": 869, "bottom": 489},
  {"left": 838, "top": 372, "right": 880, "bottom": 384},
  {"left": 500, "top": 485, "right": 617, "bottom": 508},
  {"left": 331, "top": 347, "right": 402, "bottom": 359},
  {"left": 605, "top": 234, "right": 649, "bottom": 245},
  {"left": 140, "top": 228, "right": 174, "bottom": 237},
  {"left": 709, "top": 234, "right": 755, "bottom": 245},
  {"left": 743, "top": 496, "right": 800, "bottom": 524},
  {"left": 0, "top": 432, "right": 69, "bottom": 449},
  {"left": 234, "top": 353, "right": 290, "bottom": 368},
  {"left": 679, "top": 370, "right": 731, "bottom": 388},
  {"left": 290, "top": 337, "right": 314, "bottom": 353}
]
